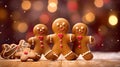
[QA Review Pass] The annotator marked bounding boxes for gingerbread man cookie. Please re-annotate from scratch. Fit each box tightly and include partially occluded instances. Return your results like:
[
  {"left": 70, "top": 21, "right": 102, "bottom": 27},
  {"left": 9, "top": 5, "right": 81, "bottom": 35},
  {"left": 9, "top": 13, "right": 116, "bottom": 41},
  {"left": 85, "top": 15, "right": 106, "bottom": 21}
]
[
  {"left": 72, "top": 23, "right": 94, "bottom": 60},
  {"left": 49, "top": 18, "right": 77, "bottom": 60},
  {"left": 0, "top": 40, "right": 31, "bottom": 59},
  {"left": 14, "top": 40, "right": 40, "bottom": 62},
  {"left": 15, "top": 47, "right": 40, "bottom": 62},
  {"left": 28, "top": 24, "right": 55, "bottom": 60}
]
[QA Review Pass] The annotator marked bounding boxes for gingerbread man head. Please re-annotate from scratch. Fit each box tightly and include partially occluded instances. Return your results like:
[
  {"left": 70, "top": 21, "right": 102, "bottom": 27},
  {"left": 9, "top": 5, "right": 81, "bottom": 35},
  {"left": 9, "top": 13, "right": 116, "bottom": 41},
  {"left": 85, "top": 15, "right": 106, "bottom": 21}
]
[
  {"left": 33, "top": 24, "right": 48, "bottom": 36},
  {"left": 72, "top": 23, "right": 88, "bottom": 36},
  {"left": 52, "top": 18, "right": 70, "bottom": 34}
]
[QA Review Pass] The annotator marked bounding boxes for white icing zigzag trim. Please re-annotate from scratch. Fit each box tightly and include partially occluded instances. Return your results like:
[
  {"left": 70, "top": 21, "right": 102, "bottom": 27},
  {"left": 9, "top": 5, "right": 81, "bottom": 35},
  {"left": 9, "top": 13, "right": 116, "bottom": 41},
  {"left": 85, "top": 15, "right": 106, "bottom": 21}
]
[
  {"left": 64, "top": 51, "right": 72, "bottom": 58},
  {"left": 81, "top": 50, "right": 91, "bottom": 57},
  {"left": 44, "top": 50, "right": 52, "bottom": 57}
]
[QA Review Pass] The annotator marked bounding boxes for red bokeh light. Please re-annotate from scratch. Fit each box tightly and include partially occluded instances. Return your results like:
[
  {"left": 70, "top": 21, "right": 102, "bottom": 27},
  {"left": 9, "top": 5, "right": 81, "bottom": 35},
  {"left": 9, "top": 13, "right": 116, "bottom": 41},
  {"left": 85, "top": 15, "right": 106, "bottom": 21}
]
[
  {"left": 104, "top": 0, "right": 110, "bottom": 4},
  {"left": 39, "top": 13, "right": 50, "bottom": 24},
  {"left": 67, "top": 1, "right": 78, "bottom": 12}
]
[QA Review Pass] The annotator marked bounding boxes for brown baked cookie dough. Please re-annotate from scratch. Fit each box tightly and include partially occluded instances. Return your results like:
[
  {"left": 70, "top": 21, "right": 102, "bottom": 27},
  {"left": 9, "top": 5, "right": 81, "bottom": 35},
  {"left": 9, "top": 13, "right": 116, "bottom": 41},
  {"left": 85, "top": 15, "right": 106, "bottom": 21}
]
[
  {"left": 72, "top": 23, "right": 94, "bottom": 60},
  {"left": 28, "top": 24, "right": 55, "bottom": 60},
  {"left": 14, "top": 40, "right": 40, "bottom": 62},
  {"left": 0, "top": 40, "right": 39, "bottom": 62},
  {"left": 0, "top": 43, "right": 18, "bottom": 59},
  {"left": 15, "top": 48, "right": 40, "bottom": 62},
  {"left": 49, "top": 18, "right": 77, "bottom": 60}
]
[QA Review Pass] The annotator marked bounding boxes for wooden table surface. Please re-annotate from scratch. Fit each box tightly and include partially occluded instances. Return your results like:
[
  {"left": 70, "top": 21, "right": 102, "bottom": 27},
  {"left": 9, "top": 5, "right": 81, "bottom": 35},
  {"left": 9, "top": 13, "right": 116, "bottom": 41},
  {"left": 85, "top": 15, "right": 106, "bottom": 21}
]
[{"left": 0, "top": 52, "right": 120, "bottom": 67}]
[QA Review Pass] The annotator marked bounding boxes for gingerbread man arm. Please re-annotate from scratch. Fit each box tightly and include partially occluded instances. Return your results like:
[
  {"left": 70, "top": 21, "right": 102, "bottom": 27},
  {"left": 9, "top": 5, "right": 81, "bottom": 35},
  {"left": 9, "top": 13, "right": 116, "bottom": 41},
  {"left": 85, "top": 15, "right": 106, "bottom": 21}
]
[
  {"left": 87, "top": 36, "right": 95, "bottom": 44},
  {"left": 28, "top": 37, "right": 36, "bottom": 49},
  {"left": 71, "top": 34, "right": 76, "bottom": 42},
  {"left": 67, "top": 34, "right": 76, "bottom": 43},
  {"left": 47, "top": 34, "right": 54, "bottom": 44}
]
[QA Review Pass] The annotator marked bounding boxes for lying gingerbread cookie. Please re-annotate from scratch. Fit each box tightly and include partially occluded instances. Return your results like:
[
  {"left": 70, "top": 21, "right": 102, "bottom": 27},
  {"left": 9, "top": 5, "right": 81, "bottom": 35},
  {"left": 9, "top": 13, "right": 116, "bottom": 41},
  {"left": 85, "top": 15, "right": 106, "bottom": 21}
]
[
  {"left": 72, "top": 23, "right": 94, "bottom": 60},
  {"left": 0, "top": 39, "right": 39, "bottom": 62},
  {"left": 0, "top": 39, "right": 30, "bottom": 59},
  {"left": 0, "top": 43, "right": 18, "bottom": 59},
  {"left": 14, "top": 40, "right": 40, "bottom": 62},
  {"left": 15, "top": 47, "right": 40, "bottom": 62},
  {"left": 28, "top": 24, "right": 55, "bottom": 60},
  {"left": 49, "top": 18, "right": 77, "bottom": 60}
]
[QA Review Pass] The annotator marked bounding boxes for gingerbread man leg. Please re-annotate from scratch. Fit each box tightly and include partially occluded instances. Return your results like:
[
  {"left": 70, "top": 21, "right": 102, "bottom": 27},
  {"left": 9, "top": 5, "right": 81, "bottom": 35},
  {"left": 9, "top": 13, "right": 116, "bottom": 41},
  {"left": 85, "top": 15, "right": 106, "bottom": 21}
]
[
  {"left": 29, "top": 51, "right": 40, "bottom": 61},
  {"left": 73, "top": 48, "right": 93, "bottom": 60},
  {"left": 50, "top": 45, "right": 61, "bottom": 60},
  {"left": 62, "top": 45, "right": 77, "bottom": 60},
  {"left": 44, "top": 50, "right": 58, "bottom": 60},
  {"left": 81, "top": 51, "right": 93, "bottom": 60}
]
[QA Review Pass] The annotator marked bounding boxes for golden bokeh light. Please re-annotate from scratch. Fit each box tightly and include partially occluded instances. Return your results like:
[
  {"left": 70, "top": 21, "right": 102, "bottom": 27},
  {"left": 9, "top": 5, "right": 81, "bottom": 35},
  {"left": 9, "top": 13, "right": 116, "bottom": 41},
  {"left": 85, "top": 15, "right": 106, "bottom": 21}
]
[
  {"left": 17, "top": 22, "right": 28, "bottom": 33},
  {"left": 39, "top": 13, "right": 50, "bottom": 24},
  {"left": 109, "top": 15, "right": 118, "bottom": 26},
  {"left": 94, "top": 0, "right": 104, "bottom": 8},
  {"left": 48, "top": 0, "right": 58, "bottom": 4},
  {"left": 32, "top": 1, "right": 43, "bottom": 11},
  {"left": 13, "top": 21, "right": 28, "bottom": 33},
  {"left": 49, "top": 2, "right": 57, "bottom": 8},
  {"left": 0, "top": 8, "right": 8, "bottom": 21},
  {"left": 83, "top": 12, "right": 95, "bottom": 23},
  {"left": 47, "top": 2, "right": 57, "bottom": 13},
  {"left": 21, "top": 0, "right": 31, "bottom": 10}
]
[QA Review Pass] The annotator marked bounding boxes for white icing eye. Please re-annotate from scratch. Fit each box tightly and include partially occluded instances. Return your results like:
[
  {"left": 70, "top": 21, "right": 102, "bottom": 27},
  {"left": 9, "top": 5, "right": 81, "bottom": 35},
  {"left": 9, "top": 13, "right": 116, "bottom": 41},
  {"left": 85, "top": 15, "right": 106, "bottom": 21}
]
[
  {"left": 62, "top": 22, "right": 65, "bottom": 26},
  {"left": 76, "top": 27, "right": 79, "bottom": 30},
  {"left": 57, "top": 23, "right": 59, "bottom": 27},
  {"left": 42, "top": 27, "right": 45, "bottom": 30},
  {"left": 37, "top": 27, "right": 39, "bottom": 30},
  {"left": 81, "top": 26, "right": 84, "bottom": 30}
]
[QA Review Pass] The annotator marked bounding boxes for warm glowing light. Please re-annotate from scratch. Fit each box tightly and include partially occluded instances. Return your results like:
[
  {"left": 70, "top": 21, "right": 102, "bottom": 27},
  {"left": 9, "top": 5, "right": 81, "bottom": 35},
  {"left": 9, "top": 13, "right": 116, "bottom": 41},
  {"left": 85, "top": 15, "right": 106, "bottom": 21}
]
[
  {"left": 21, "top": 1, "right": 31, "bottom": 10},
  {"left": 47, "top": 2, "right": 57, "bottom": 13},
  {"left": 39, "top": 13, "right": 50, "bottom": 24},
  {"left": 94, "top": 0, "right": 104, "bottom": 8},
  {"left": 13, "top": 21, "right": 28, "bottom": 33},
  {"left": 17, "top": 22, "right": 28, "bottom": 33},
  {"left": 47, "top": 0, "right": 58, "bottom": 13},
  {"left": 0, "top": 8, "right": 7, "bottom": 21},
  {"left": 49, "top": 2, "right": 57, "bottom": 8},
  {"left": 83, "top": 12, "right": 95, "bottom": 23},
  {"left": 109, "top": 15, "right": 118, "bottom": 26},
  {"left": 32, "top": 1, "right": 43, "bottom": 11},
  {"left": 5, "top": 5, "right": 7, "bottom": 8},
  {"left": 48, "top": 0, "right": 58, "bottom": 4}
]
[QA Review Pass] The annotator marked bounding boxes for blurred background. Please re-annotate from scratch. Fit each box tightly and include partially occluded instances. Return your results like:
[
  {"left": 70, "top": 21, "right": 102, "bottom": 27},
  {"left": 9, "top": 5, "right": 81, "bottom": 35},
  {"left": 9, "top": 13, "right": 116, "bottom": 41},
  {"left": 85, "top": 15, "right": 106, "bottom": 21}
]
[{"left": 0, "top": 0, "right": 120, "bottom": 52}]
